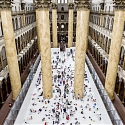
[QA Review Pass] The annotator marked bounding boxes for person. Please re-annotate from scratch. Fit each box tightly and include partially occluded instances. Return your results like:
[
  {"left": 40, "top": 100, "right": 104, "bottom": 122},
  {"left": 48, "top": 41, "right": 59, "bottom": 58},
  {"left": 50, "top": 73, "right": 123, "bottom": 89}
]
[
  {"left": 75, "top": 107, "right": 77, "bottom": 111},
  {"left": 30, "top": 116, "right": 32, "bottom": 120},
  {"left": 38, "top": 108, "right": 42, "bottom": 114},
  {"left": 66, "top": 115, "right": 69, "bottom": 120},
  {"left": 70, "top": 81, "right": 72, "bottom": 86},
  {"left": 63, "top": 113, "right": 64, "bottom": 118},
  {"left": 63, "top": 107, "right": 66, "bottom": 113},
  {"left": 8, "top": 103, "right": 12, "bottom": 107},
  {"left": 39, "top": 91, "right": 43, "bottom": 96},
  {"left": 75, "top": 121, "right": 78, "bottom": 125},
  {"left": 47, "top": 100, "right": 50, "bottom": 103}
]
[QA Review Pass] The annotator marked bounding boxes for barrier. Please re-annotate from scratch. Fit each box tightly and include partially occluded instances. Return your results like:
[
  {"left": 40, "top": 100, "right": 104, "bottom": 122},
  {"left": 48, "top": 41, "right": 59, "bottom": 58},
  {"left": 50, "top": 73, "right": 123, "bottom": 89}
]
[
  {"left": 86, "top": 55, "right": 123, "bottom": 125},
  {"left": 4, "top": 54, "right": 41, "bottom": 125}
]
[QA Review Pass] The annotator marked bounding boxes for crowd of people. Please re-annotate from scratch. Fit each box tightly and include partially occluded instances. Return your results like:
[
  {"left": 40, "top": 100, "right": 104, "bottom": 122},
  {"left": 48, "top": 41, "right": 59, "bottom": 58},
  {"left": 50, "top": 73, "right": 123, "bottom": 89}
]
[{"left": 23, "top": 48, "right": 102, "bottom": 125}]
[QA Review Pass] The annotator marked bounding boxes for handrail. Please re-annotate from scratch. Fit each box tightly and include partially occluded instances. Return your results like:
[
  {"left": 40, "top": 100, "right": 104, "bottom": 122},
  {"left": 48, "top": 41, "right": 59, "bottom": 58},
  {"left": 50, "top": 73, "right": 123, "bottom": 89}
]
[
  {"left": 86, "top": 55, "right": 123, "bottom": 125},
  {"left": 4, "top": 54, "right": 41, "bottom": 125}
]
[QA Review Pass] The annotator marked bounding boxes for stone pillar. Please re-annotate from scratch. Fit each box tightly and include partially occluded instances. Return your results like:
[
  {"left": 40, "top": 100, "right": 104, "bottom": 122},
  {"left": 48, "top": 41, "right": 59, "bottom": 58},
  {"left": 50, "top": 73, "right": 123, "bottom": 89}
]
[
  {"left": 0, "top": 1, "right": 21, "bottom": 100},
  {"left": 118, "top": 78, "right": 122, "bottom": 95},
  {"left": 22, "top": 13, "right": 26, "bottom": 27},
  {"left": 100, "top": 2, "right": 105, "bottom": 26},
  {"left": 21, "top": 2, "right": 26, "bottom": 27},
  {"left": 68, "top": 3, "right": 74, "bottom": 48},
  {"left": 52, "top": 2, "right": 58, "bottom": 48},
  {"left": 0, "top": 55, "right": 4, "bottom": 69},
  {"left": 74, "top": 1, "right": 90, "bottom": 98},
  {"left": 35, "top": 0, "right": 53, "bottom": 99},
  {"left": 105, "top": 4, "right": 125, "bottom": 100},
  {"left": 100, "top": 14, "right": 103, "bottom": 26}
]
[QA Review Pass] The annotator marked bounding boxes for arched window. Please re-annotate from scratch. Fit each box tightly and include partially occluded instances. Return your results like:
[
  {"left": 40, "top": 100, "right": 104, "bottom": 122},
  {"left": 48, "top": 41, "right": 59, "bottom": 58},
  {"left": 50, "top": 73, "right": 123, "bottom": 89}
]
[
  {"left": 61, "top": 15, "right": 64, "bottom": 20},
  {"left": 107, "top": 18, "right": 110, "bottom": 29},
  {"left": 15, "top": 18, "right": 18, "bottom": 30},
  {"left": 58, "top": 0, "right": 60, "bottom": 3},
  {"left": 103, "top": 17, "right": 106, "bottom": 28},
  {"left": 15, "top": 6, "right": 16, "bottom": 11},
  {"left": 12, "top": 18, "right": 15, "bottom": 30},
  {"left": 110, "top": 18, "right": 114, "bottom": 31},
  {"left": 61, "top": 24, "right": 64, "bottom": 31},
  {"left": 61, "top": 7, "right": 64, "bottom": 11},
  {"left": 20, "top": 17, "right": 22, "bottom": 28},
  {"left": 2, "top": 47, "right": 7, "bottom": 68},
  {"left": 1, "top": 22, "right": 3, "bottom": 35}
]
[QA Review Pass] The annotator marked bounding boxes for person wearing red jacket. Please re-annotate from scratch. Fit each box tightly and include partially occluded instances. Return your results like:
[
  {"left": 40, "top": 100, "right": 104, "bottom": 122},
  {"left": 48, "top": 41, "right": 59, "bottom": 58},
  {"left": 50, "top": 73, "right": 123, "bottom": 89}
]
[{"left": 66, "top": 115, "right": 69, "bottom": 120}]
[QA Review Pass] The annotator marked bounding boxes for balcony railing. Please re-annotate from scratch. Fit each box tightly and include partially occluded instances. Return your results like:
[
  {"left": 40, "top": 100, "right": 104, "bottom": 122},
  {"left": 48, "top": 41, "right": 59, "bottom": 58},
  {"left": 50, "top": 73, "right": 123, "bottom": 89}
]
[
  {"left": 91, "top": 10, "right": 114, "bottom": 15},
  {"left": 11, "top": 10, "right": 35, "bottom": 15},
  {"left": 4, "top": 54, "right": 41, "bottom": 125},
  {"left": 0, "top": 22, "right": 36, "bottom": 42},
  {"left": 86, "top": 55, "right": 123, "bottom": 125}
]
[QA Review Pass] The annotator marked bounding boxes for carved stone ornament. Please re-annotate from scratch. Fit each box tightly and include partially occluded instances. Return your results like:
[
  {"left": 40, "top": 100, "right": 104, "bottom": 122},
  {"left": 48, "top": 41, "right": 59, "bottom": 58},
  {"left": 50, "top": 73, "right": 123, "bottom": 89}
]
[
  {"left": 0, "top": 0, "right": 13, "bottom": 10},
  {"left": 75, "top": 0, "right": 91, "bottom": 10},
  {"left": 34, "top": 0, "right": 51, "bottom": 10},
  {"left": 100, "top": 2, "right": 105, "bottom": 10},
  {"left": 51, "top": 3, "right": 57, "bottom": 9},
  {"left": 113, "top": 0, "right": 125, "bottom": 10},
  {"left": 68, "top": 3, "right": 74, "bottom": 9}
]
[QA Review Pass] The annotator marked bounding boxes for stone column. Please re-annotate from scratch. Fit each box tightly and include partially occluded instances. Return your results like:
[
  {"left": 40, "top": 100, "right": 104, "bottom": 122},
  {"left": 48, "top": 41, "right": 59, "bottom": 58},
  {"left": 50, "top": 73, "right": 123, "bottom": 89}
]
[
  {"left": 118, "top": 78, "right": 122, "bottom": 95},
  {"left": 22, "top": 13, "right": 26, "bottom": 27},
  {"left": 100, "top": 14, "right": 103, "bottom": 26},
  {"left": 100, "top": 2, "right": 105, "bottom": 26},
  {"left": 74, "top": 1, "right": 90, "bottom": 98},
  {"left": 0, "top": 1, "right": 21, "bottom": 100},
  {"left": 68, "top": 3, "right": 74, "bottom": 48},
  {"left": 35, "top": 0, "right": 53, "bottom": 98},
  {"left": 21, "top": 2, "right": 26, "bottom": 27},
  {"left": 105, "top": 3, "right": 125, "bottom": 100},
  {"left": 52, "top": 2, "right": 58, "bottom": 48},
  {"left": 0, "top": 55, "right": 4, "bottom": 69}
]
